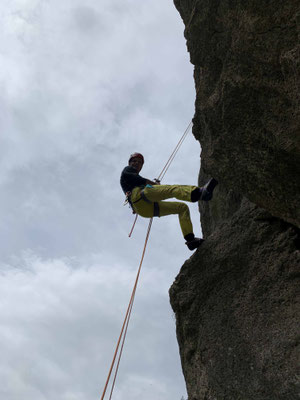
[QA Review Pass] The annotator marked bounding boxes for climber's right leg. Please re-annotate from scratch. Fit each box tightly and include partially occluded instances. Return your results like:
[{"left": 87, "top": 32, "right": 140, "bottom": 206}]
[
  {"left": 143, "top": 184, "right": 196, "bottom": 203},
  {"left": 143, "top": 179, "right": 218, "bottom": 203}
]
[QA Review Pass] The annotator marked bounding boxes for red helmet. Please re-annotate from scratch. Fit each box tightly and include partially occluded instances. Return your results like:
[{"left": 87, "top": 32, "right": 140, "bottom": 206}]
[{"left": 128, "top": 152, "right": 144, "bottom": 164}]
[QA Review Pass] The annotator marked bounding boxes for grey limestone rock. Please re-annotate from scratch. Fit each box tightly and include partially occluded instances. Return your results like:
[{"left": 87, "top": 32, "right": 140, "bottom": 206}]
[{"left": 170, "top": 1, "right": 300, "bottom": 399}]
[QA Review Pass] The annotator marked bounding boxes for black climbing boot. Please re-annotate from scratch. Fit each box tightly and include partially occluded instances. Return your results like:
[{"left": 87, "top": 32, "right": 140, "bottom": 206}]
[
  {"left": 200, "top": 178, "right": 218, "bottom": 201},
  {"left": 191, "top": 187, "right": 201, "bottom": 202},
  {"left": 191, "top": 178, "right": 218, "bottom": 202},
  {"left": 184, "top": 233, "right": 204, "bottom": 251}
]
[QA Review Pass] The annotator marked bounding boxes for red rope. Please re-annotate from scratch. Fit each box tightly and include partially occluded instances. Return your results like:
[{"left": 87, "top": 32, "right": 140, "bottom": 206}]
[
  {"left": 108, "top": 291, "right": 134, "bottom": 400},
  {"left": 128, "top": 214, "right": 138, "bottom": 237},
  {"left": 157, "top": 120, "right": 192, "bottom": 181},
  {"left": 100, "top": 219, "right": 153, "bottom": 400}
]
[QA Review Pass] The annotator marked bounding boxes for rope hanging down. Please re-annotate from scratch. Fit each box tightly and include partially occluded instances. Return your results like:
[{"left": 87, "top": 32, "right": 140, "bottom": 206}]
[
  {"left": 100, "top": 119, "right": 193, "bottom": 400},
  {"left": 100, "top": 219, "right": 153, "bottom": 400}
]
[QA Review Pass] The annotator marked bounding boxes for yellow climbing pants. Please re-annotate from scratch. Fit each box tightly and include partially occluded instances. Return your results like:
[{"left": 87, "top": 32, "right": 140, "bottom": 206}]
[{"left": 131, "top": 185, "right": 197, "bottom": 237}]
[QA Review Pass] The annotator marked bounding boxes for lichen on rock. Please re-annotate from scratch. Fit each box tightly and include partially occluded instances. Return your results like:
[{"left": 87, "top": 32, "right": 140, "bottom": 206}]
[{"left": 170, "top": 1, "right": 300, "bottom": 399}]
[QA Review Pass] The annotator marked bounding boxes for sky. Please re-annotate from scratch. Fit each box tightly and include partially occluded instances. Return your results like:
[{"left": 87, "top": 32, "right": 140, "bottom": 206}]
[{"left": 0, "top": 1, "right": 201, "bottom": 399}]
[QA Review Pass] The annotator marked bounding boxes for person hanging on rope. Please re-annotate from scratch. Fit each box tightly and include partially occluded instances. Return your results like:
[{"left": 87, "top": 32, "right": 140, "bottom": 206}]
[{"left": 120, "top": 152, "right": 218, "bottom": 250}]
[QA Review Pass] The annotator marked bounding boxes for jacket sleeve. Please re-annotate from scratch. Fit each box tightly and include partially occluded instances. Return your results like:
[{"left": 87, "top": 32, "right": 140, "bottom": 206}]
[{"left": 122, "top": 166, "right": 147, "bottom": 187}]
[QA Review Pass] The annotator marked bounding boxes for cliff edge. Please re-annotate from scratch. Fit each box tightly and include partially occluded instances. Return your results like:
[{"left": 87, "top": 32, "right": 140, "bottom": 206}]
[{"left": 169, "top": 1, "right": 300, "bottom": 399}]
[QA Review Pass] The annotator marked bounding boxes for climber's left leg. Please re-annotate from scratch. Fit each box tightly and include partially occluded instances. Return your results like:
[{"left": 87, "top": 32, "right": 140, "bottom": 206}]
[
  {"left": 158, "top": 200, "right": 203, "bottom": 250},
  {"left": 157, "top": 200, "right": 193, "bottom": 237}
]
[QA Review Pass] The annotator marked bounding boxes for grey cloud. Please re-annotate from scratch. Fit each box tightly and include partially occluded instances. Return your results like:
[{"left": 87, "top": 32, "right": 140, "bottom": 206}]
[
  {"left": 0, "top": 254, "right": 186, "bottom": 400},
  {"left": 0, "top": 1, "right": 201, "bottom": 399},
  {"left": 71, "top": 7, "right": 102, "bottom": 34}
]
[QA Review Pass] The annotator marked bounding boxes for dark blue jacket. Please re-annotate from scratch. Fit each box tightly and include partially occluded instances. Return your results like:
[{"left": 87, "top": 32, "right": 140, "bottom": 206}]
[{"left": 120, "top": 166, "right": 147, "bottom": 194}]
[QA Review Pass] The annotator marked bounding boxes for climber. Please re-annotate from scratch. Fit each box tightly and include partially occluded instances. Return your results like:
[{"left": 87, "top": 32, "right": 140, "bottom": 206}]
[{"left": 120, "top": 152, "right": 218, "bottom": 250}]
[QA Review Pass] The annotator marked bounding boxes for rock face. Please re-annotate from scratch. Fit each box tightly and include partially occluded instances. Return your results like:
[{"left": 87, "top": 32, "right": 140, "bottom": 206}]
[{"left": 169, "top": 1, "right": 300, "bottom": 399}]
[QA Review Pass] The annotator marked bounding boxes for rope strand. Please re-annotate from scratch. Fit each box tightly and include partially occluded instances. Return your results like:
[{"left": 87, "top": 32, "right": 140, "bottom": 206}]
[
  {"left": 158, "top": 120, "right": 192, "bottom": 181},
  {"left": 100, "top": 219, "right": 153, "bottom": 400},
  {"left": 128, "top": 214, "right": 138, "bottom": 237},
  {"left": 108, "top": 289, "right": 135, "bottom": 400}
]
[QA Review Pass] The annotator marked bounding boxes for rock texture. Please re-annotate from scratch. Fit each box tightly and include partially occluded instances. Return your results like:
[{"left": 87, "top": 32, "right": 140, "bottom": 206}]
[{"left": 170, "top": 1, "right": 300, "bottom": 399}]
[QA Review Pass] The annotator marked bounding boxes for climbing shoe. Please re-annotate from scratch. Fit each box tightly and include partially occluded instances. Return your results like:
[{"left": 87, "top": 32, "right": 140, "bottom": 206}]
[
  {"left": 184, "top": 233, "right": 204, "bottom": 251},
  {"left": 191, "top": 178, "right": 218, "bottom": 202},
  {"left": 200, "top": 178, "right": 218, "bottom": 201},
  {"left": 191, "top": 187, "right": 201, "bottom": 202}
]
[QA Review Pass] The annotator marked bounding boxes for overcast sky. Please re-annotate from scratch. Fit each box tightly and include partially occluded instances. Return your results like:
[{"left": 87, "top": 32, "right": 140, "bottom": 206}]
[{"left": 0, "top": 1, "right": 201, "bottom": 399}]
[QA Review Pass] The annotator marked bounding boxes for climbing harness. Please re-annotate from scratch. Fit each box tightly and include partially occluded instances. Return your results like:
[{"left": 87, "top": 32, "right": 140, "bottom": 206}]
[
  {"left": 100, "top": 119, "right": 193, "bottom": 400},
  {"left": 131, "top": 188, "right": 160, "bottom": 217}
]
